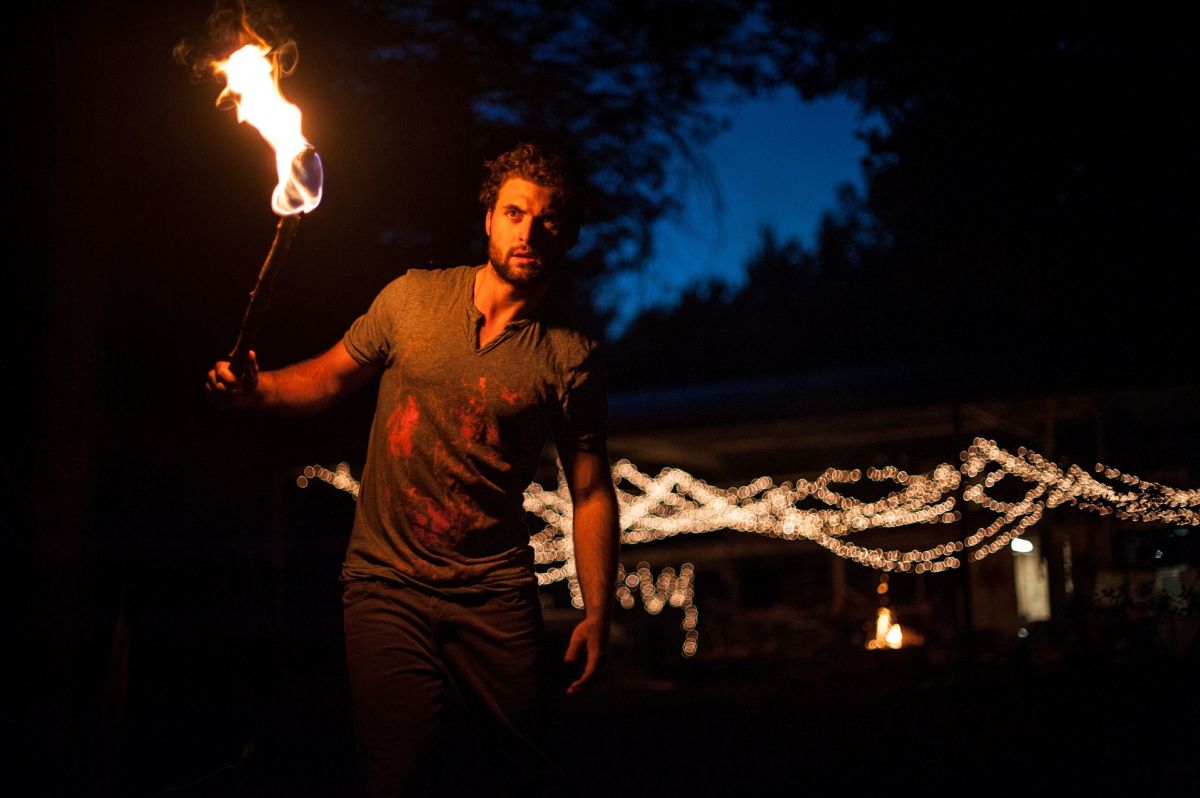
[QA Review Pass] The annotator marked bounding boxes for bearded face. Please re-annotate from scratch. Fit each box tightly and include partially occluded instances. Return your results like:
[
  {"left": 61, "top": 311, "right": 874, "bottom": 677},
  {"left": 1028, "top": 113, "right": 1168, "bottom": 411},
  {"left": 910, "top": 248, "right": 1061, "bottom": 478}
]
[
  {"left": 489, "top": 236, "right": 550, "bottom": 287},
  {"left": 485, "top": 178, "right": 573, "bottom": 288}
]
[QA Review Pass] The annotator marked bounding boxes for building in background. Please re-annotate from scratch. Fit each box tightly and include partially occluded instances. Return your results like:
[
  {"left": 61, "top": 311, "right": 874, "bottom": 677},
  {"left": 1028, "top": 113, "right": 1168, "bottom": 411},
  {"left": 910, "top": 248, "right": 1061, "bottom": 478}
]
[{"left": 583, "top": 368, "right": 1200, "bottom": 679}]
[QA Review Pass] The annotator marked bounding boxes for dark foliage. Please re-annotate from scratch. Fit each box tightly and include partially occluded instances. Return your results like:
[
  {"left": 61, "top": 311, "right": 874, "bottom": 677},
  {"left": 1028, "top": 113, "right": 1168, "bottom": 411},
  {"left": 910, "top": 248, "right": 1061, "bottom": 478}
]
[
  {"left": 614, "top": 5, "right": 1200, "bottom": 391},
  {"left": 195, "top": 0, "right": 778, "bottom": 337}
]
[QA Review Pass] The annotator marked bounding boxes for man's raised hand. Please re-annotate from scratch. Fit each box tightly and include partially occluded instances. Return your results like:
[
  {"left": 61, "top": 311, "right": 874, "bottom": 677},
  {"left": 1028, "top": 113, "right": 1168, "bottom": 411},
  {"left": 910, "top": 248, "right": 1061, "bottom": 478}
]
[{"left": 206, "top": 349, "right": 260, "bottom": 409}]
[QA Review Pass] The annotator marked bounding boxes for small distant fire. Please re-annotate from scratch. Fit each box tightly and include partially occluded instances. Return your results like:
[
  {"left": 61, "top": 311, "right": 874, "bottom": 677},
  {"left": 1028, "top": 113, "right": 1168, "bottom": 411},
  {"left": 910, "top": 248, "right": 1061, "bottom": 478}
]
[
  {"left": 865, "top": 574, "right": 924, "bottom": 651},
  {"left": 866, "top": 606, "right": 905, "bottom": 650}
]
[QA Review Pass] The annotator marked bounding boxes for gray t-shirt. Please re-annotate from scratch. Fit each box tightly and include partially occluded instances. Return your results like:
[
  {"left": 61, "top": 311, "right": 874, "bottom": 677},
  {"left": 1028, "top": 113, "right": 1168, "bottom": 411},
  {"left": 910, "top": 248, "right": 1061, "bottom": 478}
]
[{"left": 341, "top": 265, "right": 606, "bottom": 591}]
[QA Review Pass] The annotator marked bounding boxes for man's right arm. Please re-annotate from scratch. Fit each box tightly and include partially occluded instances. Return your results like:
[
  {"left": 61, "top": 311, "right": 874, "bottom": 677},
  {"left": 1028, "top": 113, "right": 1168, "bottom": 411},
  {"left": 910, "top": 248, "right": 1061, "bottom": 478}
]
[{"left": 206, "top": 341, "right": 379, "bottom": 416}]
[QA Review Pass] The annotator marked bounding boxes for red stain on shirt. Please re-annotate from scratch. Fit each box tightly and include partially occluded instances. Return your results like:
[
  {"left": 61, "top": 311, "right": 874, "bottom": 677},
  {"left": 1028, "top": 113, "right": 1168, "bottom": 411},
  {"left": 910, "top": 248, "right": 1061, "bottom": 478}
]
[
  {"left": 404, "top": 486, "right": 470, "bottom": 549},
  {"left": 458, "top": 377, "right": 486, "bottom": 442},
  {"left": 386, "top": 395, "right": 420, "bottom": 457},
  {"left": 500, "top": 385, "right": 523, "bottom": 405},
  {"left": 386, "top": 375, "right": 529, "bottom": 551},
  {"left": 455, "top": 376, "right": 502, "bottom": 448}
]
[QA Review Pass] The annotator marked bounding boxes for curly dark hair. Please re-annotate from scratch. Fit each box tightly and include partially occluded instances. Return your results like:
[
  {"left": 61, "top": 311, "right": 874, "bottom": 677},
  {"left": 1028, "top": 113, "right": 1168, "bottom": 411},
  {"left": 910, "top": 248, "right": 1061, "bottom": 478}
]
[{"left": 479, "top": 143, "right": 580, "bottom": 223}]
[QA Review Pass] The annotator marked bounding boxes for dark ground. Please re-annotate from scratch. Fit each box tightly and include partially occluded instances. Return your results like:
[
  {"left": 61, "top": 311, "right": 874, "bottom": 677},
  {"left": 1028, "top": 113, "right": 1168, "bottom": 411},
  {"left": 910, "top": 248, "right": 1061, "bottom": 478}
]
[{"left": 47, "top": 609, "right": 1197, "bottom": 798}]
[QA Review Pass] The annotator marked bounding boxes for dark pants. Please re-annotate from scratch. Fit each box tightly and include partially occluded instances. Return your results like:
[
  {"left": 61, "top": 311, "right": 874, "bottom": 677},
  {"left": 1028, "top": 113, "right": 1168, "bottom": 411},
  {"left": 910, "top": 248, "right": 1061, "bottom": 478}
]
[{"left": 343, "top": 578, "right": 563, "bottom": 797}]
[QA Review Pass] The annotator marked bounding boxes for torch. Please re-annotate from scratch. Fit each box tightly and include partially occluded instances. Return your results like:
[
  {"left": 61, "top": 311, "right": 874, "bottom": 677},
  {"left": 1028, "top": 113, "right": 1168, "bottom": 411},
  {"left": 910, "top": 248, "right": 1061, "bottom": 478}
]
[{"left": 211, "top": 42, "right": 324, "bottom": 376}]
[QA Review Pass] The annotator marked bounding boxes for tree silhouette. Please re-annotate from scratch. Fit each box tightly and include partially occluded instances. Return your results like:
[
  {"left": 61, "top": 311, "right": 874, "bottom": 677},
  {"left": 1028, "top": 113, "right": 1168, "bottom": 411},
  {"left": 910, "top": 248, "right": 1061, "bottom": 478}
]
[
  {"left": 614, "top": 5, "right": 1200, "bottom": 389},
  {"left": 176, "top": 0, "right": 781, "bottom": 339}
]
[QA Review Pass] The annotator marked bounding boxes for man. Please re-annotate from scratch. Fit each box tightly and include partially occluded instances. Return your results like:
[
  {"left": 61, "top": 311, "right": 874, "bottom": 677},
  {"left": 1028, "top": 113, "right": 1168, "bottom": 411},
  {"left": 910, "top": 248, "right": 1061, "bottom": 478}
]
[{"left": 207, "top": 143, "right": 620, "bottom": 796}]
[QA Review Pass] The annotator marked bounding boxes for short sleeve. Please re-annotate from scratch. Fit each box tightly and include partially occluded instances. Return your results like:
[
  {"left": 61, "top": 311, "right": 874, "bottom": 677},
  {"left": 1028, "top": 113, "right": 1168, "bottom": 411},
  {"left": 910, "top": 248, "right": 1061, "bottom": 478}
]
[
  {"left": 342, "top": 279, "right": 402, "bottom": 366},
  {"left": 553, "top": 343, "right": 608, "bottom": 454}
]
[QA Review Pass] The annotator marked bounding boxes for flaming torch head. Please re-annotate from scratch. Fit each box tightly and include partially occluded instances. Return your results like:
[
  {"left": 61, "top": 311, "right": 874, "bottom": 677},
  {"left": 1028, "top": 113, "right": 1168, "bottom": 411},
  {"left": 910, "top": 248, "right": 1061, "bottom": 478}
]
[
  {"left": 212, "top": 43, "right": 323, "bottom": 215},
  {"left": 280, "top": 146, "right": 323, "bottom": 215}
]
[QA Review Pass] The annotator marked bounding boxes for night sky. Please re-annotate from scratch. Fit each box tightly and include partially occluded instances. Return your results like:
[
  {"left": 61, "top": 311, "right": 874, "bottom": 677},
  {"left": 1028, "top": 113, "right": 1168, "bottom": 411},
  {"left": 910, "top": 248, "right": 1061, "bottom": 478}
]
[{"left": 603, "top": 90, "right": 870, "bottom": 331}]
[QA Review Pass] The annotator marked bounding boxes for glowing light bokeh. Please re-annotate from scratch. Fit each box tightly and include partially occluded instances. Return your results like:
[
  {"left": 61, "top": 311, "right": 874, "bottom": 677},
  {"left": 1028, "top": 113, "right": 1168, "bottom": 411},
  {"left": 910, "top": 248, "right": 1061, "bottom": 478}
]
[
  {"left": 298, "top": 440, "right": 1200, "bottom": 573},
  {"left": 300, "top": 437, "right": 1199, "bottom": 656}
]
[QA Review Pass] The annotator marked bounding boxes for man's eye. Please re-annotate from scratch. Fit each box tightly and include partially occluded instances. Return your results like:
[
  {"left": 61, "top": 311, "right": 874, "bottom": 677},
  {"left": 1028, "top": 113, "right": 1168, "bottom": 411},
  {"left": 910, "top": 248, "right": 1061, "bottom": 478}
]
[
  {"left": 542, "top": 217, "right": 559, "bottom": 231},
  {"left": 506, "top": 209, "right": 522, "bottom": 220}
]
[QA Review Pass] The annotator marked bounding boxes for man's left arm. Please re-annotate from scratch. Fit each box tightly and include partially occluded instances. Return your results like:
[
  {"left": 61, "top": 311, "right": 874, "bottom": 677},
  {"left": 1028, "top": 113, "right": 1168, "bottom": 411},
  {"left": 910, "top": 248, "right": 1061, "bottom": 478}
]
[{"left": 560, "top": 446, "right": 620, "bottom": 695}]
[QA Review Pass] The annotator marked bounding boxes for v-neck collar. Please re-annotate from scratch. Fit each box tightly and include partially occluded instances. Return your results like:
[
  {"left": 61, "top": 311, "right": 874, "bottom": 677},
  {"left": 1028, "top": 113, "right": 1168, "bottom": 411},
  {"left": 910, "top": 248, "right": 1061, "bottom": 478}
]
[{"left": 465, "top": 265, "right": 534, "bottom": 354}]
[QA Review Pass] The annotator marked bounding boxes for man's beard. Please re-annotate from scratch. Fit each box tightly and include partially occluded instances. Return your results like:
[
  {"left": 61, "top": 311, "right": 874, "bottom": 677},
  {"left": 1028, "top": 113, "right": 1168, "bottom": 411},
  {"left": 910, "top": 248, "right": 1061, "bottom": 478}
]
[{"left": 489, "top": 240, "right": 554, "bottom": 288}]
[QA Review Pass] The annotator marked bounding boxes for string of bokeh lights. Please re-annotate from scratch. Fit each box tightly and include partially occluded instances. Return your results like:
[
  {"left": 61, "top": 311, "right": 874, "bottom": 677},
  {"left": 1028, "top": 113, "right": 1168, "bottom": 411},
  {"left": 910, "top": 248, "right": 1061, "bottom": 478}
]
[
  {"left": 302, "top": 437, "right": 1197, "bottom": 577},
  {"left": 299, "top": 437, "right": 1198, "bottom": 655}
]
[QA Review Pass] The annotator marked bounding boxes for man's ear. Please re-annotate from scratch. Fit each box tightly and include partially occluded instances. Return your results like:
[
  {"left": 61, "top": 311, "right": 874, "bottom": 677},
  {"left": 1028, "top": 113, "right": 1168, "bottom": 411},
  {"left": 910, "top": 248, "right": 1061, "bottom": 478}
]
[{"left": 484, "top": 209, "right": 493, "bottom": 237}]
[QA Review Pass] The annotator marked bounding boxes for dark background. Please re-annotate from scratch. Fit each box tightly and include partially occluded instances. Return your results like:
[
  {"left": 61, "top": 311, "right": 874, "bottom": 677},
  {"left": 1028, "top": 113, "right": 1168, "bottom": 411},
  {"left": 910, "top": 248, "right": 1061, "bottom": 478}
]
[{"left": 6, "top": 2, "right": 1198, "bottom": 795}]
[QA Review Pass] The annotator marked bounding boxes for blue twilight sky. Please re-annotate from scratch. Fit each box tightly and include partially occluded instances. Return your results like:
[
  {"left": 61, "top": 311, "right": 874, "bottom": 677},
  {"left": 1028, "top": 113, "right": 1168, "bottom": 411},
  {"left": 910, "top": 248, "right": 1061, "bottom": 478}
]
[{"left": 598, "top": 88, "right": 875, "bottom": 335}]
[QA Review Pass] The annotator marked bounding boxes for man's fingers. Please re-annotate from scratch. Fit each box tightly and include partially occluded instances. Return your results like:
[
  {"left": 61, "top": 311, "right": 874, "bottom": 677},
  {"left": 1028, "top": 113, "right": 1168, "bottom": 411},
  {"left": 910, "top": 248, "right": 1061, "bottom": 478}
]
[
  {"left": 206, "top": 359, "right": 254, "bottom": 401},
  {"left": 564, "top": 621, "right": 607, "bottom": 695},
  {"left": 563, "top": 626, "right": 587, "bottom": 694},
  {"left": 206, "top": 366, "right": 231, "bottom": 391},
  {"left": 563, "top": 630, "right": 583, "bottom": 664},
  {"left": 567, "top": 648, "right": 600, "bottom": 695}
]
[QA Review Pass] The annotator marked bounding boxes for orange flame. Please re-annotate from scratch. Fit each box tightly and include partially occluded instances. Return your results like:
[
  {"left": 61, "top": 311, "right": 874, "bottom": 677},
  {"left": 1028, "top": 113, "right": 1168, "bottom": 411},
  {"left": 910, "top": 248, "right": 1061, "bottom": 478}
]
[
  {"left": 212, "top": 43, "right": 322, "bottom": 215},
  {"left": 866, "top": 607, "right": 905, "bottom": 650}
]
